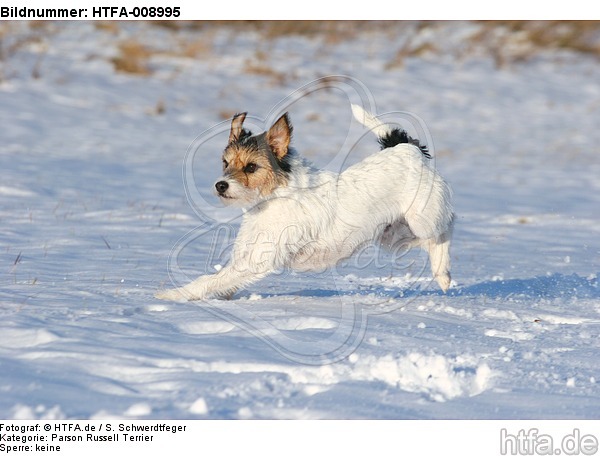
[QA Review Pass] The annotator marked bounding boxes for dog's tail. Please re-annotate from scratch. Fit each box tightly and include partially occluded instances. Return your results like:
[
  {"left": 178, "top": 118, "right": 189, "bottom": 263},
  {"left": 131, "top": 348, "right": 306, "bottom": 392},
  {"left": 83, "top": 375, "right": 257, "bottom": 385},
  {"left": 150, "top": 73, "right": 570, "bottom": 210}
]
[
  {"left": 351, "top": 104, "right": 391, "bottom": 139},
  {"left": 351, "top": 104, "right": 431, "bottom": 158}
]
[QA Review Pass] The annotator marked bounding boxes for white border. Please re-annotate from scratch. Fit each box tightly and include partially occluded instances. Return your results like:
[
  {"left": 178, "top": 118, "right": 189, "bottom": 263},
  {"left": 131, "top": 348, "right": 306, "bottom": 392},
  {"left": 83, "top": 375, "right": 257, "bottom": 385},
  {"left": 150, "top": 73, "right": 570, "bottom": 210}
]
[
  {"left": 2, "top": 420, "right": 600, "bottom": 456},
  {"left": 1, "top": 0, "right": 597, "bottom": 20}
]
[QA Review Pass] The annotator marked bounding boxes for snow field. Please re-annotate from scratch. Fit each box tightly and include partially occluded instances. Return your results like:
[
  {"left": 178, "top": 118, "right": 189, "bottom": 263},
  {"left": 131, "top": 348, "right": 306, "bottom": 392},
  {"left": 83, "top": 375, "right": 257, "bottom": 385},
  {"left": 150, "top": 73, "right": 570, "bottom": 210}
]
[{"left": 1, "top": 21, "right": 599, "bottom": 419}]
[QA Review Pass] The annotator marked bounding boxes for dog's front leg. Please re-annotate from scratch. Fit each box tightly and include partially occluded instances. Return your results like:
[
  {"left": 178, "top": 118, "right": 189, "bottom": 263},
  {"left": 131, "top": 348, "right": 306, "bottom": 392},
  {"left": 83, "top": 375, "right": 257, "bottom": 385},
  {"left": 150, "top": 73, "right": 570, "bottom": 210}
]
[
  {"left": 154, "top": 269, "right": 229, "bottom": 301},
  {"left": 154, "top": 264, "right": 267, "bottom": 301},
  {"left": 155, "top": 236, "right": 280, "bottom": 301}
]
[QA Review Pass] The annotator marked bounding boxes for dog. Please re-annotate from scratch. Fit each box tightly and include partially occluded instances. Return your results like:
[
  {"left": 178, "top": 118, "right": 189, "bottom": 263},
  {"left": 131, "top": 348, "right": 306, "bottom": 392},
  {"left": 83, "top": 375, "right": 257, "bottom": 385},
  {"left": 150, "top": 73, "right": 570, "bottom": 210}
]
[{"left": 156, "top": 105, "right": 454, "bottom": 301}]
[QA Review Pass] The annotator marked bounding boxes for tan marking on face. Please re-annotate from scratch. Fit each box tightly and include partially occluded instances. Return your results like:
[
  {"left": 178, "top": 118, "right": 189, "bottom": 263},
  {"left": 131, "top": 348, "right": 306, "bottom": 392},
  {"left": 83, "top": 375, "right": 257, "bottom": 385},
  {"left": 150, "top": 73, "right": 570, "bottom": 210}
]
[{"left": 222, "top": 144, "right": 288, "bottom": 197}]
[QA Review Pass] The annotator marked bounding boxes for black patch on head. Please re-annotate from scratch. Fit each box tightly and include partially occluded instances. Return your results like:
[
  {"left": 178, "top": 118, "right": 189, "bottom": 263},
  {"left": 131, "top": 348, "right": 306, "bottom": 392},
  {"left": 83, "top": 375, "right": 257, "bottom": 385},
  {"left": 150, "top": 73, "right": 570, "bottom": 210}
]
[
  {"left": 243, "top": 132, "right": 293, "bottom": 174},
  {"left": 226, "top": 129, "right": 258, "bottom": 153},
  {"left": 237, "top": 128, "right": 254, "bottom": 144},
  {"left": 378, "top": 128, "right": 431, "bottom": 159},
  {"left": 277, "top": 154, "right": 292, "bottom": 173}
]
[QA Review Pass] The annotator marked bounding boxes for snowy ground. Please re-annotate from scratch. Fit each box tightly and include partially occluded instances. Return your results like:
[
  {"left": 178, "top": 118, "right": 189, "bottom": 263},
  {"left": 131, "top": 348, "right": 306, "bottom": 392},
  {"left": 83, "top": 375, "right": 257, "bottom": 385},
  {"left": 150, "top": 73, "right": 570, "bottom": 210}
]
[{"left": 1, "top": 21, "right": 599, "bottom": 419}]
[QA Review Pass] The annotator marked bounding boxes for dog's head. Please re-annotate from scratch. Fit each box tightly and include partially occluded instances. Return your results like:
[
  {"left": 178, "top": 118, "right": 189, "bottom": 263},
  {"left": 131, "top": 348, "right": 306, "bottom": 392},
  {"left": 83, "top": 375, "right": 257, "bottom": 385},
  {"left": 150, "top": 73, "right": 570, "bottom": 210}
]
[{"left": 215, "top": 112, "right": 293, "bottom": 207}]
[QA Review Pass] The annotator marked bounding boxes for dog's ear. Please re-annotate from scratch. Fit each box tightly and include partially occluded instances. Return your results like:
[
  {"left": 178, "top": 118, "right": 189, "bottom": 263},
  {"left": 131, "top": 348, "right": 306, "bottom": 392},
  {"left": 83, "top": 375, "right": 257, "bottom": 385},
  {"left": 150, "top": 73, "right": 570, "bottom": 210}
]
[
  {"left": 229, "top": 112, "right": 247, "bottom": 144},
  {"left": 267, "top": 113, "right": 293, "bottom": 159}
]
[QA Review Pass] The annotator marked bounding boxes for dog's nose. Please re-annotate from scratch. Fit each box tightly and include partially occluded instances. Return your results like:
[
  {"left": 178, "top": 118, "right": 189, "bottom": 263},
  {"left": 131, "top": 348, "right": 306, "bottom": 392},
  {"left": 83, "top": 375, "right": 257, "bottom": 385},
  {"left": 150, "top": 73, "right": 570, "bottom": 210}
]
[{"left": 215, "top": 181, "right": 229, "bottom": 194}]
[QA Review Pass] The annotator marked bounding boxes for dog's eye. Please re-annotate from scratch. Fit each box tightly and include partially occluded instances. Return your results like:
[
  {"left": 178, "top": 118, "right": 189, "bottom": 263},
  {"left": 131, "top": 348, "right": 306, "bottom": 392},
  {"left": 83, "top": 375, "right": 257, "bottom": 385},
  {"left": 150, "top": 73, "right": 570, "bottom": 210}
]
[
  {"left": 222, "top": 159, "right": 228, "bottom": 168},
  {"left": 244, "top": 163, "right": 257, "bottom": 173}
]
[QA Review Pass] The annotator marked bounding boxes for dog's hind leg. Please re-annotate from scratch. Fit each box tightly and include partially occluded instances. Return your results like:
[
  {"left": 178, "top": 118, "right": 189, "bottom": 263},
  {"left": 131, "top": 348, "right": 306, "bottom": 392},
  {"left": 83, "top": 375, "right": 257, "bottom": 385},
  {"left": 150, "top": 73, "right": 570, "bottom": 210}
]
[{"left": 425, "top": 227, "right": 452, "bottom": 292}]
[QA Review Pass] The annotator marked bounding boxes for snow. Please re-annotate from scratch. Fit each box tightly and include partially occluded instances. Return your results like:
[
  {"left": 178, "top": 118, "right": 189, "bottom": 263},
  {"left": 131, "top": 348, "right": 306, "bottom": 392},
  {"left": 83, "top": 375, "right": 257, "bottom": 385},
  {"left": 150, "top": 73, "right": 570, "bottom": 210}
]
[
  {"left": 1, "top": 21, "right": 599, "bottom": 419},
  {"left": 189, "top": 397, "right": 208, "bottom": 416}
]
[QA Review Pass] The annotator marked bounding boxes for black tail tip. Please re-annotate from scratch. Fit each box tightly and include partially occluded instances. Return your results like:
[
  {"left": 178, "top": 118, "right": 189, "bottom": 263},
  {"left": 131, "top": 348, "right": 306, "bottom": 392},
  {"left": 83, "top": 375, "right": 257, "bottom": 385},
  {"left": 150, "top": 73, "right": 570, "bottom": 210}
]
[{"left": 378, "top": 128, "right": 431, "bottom": 159}]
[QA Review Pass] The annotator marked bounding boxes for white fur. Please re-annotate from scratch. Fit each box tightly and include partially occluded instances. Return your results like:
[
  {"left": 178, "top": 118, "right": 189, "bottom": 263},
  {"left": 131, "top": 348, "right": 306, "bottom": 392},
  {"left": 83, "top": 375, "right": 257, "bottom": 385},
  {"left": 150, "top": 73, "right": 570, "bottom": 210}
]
[
  {"left": 351, "top": 103, "right": 393, "bottom": 139},
  {"left": 156, "top": 106, "right": 454, "bottom": 301}
]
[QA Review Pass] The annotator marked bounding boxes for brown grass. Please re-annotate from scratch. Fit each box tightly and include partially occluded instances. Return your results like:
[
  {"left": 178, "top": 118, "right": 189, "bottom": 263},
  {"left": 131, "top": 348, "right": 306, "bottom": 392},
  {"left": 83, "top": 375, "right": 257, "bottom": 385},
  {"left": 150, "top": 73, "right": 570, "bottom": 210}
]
[
  {"left": 94, "top": 22, "right": 120, "bottom": 34},
  {"left": 487, "top": 21, "right": 600, "bottom": 53},
  {"left": 241, "top": 48, "right": 290, "bottom": 85},
  {"left": 3, "top": 21, "right": 600, "bottom": 83},
  {"left": 146, "top": 21, "right": 600, "bottom": 66},
  {"left": 111, "top": 40, "right": 152, "bottom": 75},
  {"left": 177, "top": 37, "right": 211, "bottom": 58},
  {"left": 208, "top": 21, "right": 352, "bottom": 40},
  {"left": 386, "top": 41, "right": 438, "bottom": 69},
  {"left": 243, "top": 60, "right": 288, "bottom": 85},
  {"left": 218, "top": 109, "right": 238, "bottom": 120},
  {"left": 146, "top": 98, "right": 166, "bottom": 116},
  {"left": 0, "top": 22, "right": 54, "bottom": 80},
  {"left": 471, "top": 21, "right": 600, "bottom": 67}
]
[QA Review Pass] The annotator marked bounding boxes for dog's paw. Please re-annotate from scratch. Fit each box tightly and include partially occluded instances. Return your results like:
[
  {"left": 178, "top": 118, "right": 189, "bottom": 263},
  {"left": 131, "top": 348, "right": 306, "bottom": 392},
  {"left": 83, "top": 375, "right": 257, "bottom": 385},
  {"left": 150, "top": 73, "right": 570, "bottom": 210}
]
[
  {"left": 435, "top": 273, "right": 451, "bottom": 293},
  {"left": 154, "top": 288, "right": 188, "bottom": 301}
]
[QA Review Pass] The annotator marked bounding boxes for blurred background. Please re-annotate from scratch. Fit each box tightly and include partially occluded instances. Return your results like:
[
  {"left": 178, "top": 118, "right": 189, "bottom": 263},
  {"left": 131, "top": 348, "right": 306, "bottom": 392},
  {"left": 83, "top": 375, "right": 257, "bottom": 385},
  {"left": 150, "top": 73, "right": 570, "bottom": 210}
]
[{"left": 1, "top": 20, "right": 600, "bottom": 420}]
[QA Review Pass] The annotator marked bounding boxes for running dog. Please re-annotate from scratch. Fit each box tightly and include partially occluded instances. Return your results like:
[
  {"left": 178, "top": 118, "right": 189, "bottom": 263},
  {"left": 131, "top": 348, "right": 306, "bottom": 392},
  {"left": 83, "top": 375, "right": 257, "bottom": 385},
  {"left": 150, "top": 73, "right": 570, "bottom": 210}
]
[{"left": 156, "top": 105, "right": 454, "bottom": 301}]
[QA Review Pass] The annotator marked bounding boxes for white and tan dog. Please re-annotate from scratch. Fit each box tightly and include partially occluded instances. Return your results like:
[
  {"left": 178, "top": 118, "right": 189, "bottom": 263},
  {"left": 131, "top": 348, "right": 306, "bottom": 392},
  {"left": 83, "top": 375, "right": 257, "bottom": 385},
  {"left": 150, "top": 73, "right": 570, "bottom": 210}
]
[{"left": 156, "top": 105, "right": 454, "bottom": 301}]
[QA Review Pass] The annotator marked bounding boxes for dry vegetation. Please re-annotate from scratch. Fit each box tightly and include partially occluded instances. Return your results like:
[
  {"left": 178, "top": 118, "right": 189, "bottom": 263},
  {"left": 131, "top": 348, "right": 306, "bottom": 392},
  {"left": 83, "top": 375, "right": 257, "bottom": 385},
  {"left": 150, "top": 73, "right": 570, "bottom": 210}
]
[
  {"left": 83, "top": 20, "right": 600, "bottom": 79},
  {"left": 223, "top": 20, "right": 364, "bottom": 43},
  {"left": 0, "top": 21, "right": 55, "bottom": 80},
  {"left": 149, "top": 20, "right": 368, "bottom": 42},
  {"left": 111, "top": 39, "right": 153, "bottom": 75},
  {"left": 469, "top": 21, "right": 600, "bottom": 67},
  {"left": 1, "top": 21, "right": 599, "bottom": 82},
  {"left": 489, "top": 21, "right": 600, "bottom": 55}
]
